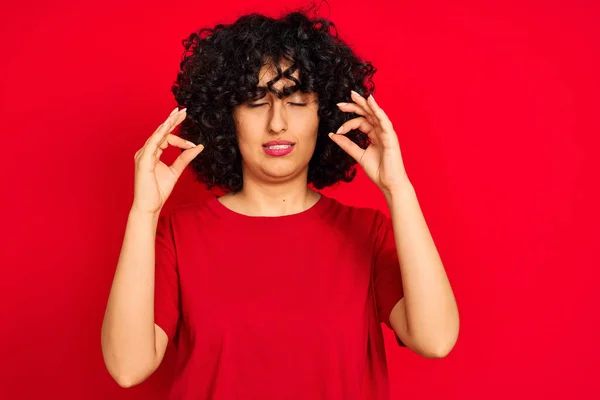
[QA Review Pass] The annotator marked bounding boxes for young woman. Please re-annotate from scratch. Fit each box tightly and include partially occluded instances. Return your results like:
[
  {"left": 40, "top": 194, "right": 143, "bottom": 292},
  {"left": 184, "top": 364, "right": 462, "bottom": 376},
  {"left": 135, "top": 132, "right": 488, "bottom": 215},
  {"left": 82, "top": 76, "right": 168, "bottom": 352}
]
[{"left": 101, "top": 9, "right": 459, "bottom": 400}]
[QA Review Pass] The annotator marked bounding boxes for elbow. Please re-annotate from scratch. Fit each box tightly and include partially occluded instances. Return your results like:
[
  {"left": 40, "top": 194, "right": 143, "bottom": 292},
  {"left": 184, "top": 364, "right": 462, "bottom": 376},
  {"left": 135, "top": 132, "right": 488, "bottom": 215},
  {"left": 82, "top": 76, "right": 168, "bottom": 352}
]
[
  {"left": 422, "top": 343, "right": 454, "bottom": 359},
  {"left": 112, "top": 373, "right": 142, "bottom": 389},
  {"left": 101, "top": 345, "right": 151, "bottom": 388},
  {"left": 423, "top": 314, "right": 460, "bottom": 359},
  {"left": 105, "top": 361, "right": 149, "bottom": 388},
  {"left": 413, "top": 327, "right": 459, "bottom": 359},
  {"left": 101, "top": 330, "right": 156, "bottom": 388},
  {"left": 406, "top": 338, "right": 456, "bottom": 359}
]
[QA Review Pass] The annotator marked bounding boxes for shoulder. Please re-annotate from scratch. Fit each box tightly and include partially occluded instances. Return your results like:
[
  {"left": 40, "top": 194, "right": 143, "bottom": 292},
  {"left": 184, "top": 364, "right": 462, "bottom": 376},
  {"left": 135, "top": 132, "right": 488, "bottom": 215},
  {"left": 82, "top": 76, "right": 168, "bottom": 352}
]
[
  {"left": 158, "top": 195, "right": 220, "bottom": 226},
  {"left": 323, "top": 194, "right": 388, "bottom": 233}
]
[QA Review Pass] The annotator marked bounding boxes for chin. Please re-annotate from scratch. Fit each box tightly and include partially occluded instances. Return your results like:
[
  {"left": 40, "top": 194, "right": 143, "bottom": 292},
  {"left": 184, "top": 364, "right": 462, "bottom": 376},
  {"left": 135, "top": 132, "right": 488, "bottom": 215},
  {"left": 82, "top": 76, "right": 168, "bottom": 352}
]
[
  {"left": 261, "top": 159, "right": 308, "bottom": 179},
  {"left": 263, "top": 166, "right": 298, "bottom": 179}
]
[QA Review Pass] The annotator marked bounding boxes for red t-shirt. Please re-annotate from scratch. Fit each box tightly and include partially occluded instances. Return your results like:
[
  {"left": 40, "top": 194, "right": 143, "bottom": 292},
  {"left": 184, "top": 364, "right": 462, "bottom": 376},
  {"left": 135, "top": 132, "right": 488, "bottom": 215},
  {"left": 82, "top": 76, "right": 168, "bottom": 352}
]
[{"left": 154, "top": 193, "right": 405, "bottom": 399}]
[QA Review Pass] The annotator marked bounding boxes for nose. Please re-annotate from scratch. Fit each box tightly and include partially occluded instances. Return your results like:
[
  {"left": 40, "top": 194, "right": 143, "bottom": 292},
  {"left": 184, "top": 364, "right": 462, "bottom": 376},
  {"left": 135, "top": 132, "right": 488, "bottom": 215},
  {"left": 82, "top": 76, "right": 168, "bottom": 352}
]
[{"left": 268, "top": 101, "right": 287, "bottom": 134}]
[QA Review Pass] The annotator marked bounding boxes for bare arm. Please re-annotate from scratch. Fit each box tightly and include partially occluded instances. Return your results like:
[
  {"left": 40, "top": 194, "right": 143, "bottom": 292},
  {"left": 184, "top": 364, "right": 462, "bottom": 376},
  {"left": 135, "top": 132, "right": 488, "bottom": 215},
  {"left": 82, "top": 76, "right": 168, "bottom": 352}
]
[
  {"left": 328, "top": 92, "right": 459, "bottom": 358},
  {"left": 101, "top": 209, "right": 169, "bottom": 387},
  {"left": 100, "top": 106, "right": 203, "bottom": 387},
  {"left": 386, "top": 183, "right": 459, "bottom": 358}
]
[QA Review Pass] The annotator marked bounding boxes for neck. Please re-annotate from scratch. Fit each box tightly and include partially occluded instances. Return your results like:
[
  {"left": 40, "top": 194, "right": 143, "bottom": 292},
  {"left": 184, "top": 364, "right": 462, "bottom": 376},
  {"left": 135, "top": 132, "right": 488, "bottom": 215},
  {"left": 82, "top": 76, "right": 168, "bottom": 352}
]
[{"left": 221, "top": 168, "right": 320, "bottom": 217}]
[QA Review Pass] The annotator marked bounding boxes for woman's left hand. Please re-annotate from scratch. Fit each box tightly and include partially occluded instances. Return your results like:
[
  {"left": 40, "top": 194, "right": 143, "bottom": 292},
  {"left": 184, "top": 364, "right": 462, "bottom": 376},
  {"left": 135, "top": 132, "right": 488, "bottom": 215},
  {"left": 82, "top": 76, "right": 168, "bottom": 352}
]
[{"left": 329, "top": 90, "right": 410, "bottom": 195}]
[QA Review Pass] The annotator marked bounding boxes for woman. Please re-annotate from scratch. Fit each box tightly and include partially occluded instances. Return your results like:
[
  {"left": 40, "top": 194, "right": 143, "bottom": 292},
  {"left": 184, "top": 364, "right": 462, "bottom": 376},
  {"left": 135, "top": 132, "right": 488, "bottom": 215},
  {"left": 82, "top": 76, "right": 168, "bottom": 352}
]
[{"left": 101, "top": 9, "right": 459, "bottom": 400}]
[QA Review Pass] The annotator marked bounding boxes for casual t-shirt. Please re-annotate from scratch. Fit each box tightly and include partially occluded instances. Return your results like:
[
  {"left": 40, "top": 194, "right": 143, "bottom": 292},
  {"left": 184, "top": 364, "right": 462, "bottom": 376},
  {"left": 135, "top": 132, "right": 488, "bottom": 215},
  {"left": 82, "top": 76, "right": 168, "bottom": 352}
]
[{"left": 154, "top": 193, "right": 405, "bottom": 400}]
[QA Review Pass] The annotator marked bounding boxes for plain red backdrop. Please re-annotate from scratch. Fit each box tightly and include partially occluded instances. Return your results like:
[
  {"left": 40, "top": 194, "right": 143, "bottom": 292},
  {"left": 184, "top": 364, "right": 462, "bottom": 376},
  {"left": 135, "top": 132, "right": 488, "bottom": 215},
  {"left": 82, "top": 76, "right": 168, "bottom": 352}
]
[{"left": 1, "top": 0, "right": 598, "bottom": 398}]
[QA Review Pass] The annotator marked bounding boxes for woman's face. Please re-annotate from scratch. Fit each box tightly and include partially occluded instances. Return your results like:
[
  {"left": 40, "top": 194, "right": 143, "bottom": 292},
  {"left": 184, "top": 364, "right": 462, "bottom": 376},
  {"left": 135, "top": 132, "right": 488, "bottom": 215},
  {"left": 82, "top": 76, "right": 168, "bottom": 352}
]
[{"left": 232, "top": 62, "right": 319, "bottom": 184}]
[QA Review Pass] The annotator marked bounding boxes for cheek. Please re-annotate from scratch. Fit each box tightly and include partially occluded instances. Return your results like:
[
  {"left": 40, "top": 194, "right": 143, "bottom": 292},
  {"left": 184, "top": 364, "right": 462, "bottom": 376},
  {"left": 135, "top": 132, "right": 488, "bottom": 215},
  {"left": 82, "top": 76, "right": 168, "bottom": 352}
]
[
  {"left": 237, "top": 135, "right": 258, "bottom": 159},
  {"left": 236, "top": 132, "right": 268, "bottom": 164},
  {"left": 234, "top": 123, "right": 257, "bottom": 148},
  {"left": 299, "top": 130, "right": 319, "bottom": 156}
]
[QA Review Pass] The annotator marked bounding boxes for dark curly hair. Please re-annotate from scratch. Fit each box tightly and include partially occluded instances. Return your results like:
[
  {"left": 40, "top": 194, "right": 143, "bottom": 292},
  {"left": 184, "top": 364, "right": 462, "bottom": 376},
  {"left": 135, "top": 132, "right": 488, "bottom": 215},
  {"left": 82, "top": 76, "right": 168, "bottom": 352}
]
[{"left": 171, "top": 4, "right": 377, "bottom": 193}]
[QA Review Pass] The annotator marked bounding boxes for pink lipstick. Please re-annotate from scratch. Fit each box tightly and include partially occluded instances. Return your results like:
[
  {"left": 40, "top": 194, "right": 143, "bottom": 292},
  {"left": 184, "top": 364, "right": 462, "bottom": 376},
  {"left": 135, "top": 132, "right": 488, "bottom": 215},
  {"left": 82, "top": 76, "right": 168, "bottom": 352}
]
[{"left": 263, "top": 140, "right": 295, "bottom": 157}]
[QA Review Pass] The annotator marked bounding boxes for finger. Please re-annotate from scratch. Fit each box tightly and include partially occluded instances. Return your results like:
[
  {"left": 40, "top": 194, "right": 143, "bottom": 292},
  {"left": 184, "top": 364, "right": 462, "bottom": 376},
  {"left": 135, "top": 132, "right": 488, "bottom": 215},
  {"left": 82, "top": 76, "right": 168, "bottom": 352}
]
[
  {"left": 335, "top": 116, "right": 376, "bottom": 139},
  {"left": 147, "top": 108, "right": 186, "bottom": 149},
  {"left": 155, "top": 133, "right": 196, "bottom": 167},
  {"left": 158, "top": 133, "right": 197, "bottom": 151},
  {"left": 163, "top": 108, "right": 188, "bottom": 135},
  {"left": 360, "top": 95, "right": 379, "bottom": 127},
  {"left": 157, "top": 112, "right": 186, "bottom": 148},
  {"left": 168, "top": 106, "right": 180, "bottom": 117},
  {"left": 337, "top": 100, "right": 378, "bottom": 128},
  {"left": 146, "top": 118, "right": 175, "bottom": 153},
  {"left": 327, "top": 132, "right": 365, "bottom": 162},
  {"left": 350, "top": 90, "right": 379, "bottom": 127},
  {"left": 169, "top": 144, "right": 205, "bottom": 177},
  {"left": 144, "top": 109, "right": 186, "bottom": 158},
  {"left": 154, "top": 147, "right": 164, "bottom": 165},
  {"left": 138, "top": 108, "right": 186, "bottom": 169},
  {"left": 367, "top": 94, "right": 395, "bottom": 132},
  {"left": 149, "top": 107, "right": 180, "bottom": 139},
  {"left": 157, "top": 111, "right": 192, "bottom": 149},
  {"left": 169, "top": 108, "right": 188, "bottom": 132}
]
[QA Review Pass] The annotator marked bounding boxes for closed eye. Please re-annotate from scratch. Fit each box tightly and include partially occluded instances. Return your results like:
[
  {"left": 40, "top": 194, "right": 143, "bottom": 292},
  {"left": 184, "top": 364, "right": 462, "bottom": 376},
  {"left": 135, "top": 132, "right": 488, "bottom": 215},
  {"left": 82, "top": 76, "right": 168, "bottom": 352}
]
[{"left": 247, "top": 103, "right": 307, "bottom": 108}]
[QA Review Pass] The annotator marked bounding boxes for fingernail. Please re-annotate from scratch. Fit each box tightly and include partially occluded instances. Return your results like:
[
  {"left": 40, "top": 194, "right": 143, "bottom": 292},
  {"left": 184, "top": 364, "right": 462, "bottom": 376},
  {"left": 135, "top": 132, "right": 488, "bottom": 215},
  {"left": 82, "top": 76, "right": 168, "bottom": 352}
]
[
  {"left": 351, "top": 90, "right": 361, "bottom": 97},
  {"left": 336, "top": 126, "right": 344, "bottom": 134},
  {"left": 337, "top": 102, "right": 348, "bottom": 107},
  {"left": 186, "top": 141, "right": 196, "bottom": 147},
  {"left": 170, "top": 107, "right": 179, "bottom": 115},
  {"left": 180, "top": 108, "right": 187, "bottom": 113},
  {"left": 328, "top": 132, "right": 334, "bottom": 139}
]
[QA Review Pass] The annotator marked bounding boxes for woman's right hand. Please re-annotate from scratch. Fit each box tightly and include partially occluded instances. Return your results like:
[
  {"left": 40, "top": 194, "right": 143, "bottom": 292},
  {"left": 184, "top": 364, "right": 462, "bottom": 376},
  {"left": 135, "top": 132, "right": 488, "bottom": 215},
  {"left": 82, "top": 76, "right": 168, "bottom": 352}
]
[{"left": 132, "top": 107, "right": 205, "bottom": 215}]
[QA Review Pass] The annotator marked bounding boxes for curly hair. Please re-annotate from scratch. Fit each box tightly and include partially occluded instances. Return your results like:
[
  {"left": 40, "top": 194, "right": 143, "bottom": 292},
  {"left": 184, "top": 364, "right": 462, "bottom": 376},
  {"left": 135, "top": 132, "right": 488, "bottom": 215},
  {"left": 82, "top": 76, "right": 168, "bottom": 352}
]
[{"left": 171, "top": 5, "right": 377, "bottom": 193}]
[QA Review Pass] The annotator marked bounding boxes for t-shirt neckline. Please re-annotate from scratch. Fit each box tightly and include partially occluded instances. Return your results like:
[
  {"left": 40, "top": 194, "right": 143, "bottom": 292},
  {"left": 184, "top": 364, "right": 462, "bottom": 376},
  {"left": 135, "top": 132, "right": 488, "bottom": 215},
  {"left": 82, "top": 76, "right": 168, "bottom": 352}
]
[{"left": 206, "top": 192, "right": 331, "bottom": 223}]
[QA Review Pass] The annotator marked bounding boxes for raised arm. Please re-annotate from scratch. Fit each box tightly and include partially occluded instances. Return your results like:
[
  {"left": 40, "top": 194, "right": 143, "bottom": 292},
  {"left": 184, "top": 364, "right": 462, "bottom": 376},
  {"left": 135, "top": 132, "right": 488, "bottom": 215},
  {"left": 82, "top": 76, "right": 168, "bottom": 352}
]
[{"left": 101, "top": 107, "right": 204, "bottom": 387}]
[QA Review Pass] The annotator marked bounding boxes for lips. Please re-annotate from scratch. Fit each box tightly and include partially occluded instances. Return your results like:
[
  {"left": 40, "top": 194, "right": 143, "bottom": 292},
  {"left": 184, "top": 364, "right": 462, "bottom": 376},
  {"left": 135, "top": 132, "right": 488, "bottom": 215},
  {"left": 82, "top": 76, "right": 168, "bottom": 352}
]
[
  {"left": 262, "top": 140, "right": 295, "bottom": 157},
  {"left": 263, "top": 140, "right": 295, "bottom": 147}
]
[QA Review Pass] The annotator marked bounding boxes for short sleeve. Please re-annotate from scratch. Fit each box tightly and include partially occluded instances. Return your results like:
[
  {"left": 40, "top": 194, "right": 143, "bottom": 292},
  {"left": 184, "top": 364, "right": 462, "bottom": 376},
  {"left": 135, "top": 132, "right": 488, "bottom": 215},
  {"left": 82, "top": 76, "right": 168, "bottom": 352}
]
[
  {"left": 154, "top": 212, "right": 180, "bottom": 341},
  {"left": 372, "top": 211, "right": 406, "bottom": 347}
]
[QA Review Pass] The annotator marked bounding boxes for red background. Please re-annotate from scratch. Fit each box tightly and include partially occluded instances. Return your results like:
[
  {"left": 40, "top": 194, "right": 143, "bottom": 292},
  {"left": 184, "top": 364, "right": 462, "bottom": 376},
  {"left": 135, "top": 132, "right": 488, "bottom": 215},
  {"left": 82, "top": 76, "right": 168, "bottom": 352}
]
[{"left": 1, "top": 0, "right": 598, "bottom": 398}]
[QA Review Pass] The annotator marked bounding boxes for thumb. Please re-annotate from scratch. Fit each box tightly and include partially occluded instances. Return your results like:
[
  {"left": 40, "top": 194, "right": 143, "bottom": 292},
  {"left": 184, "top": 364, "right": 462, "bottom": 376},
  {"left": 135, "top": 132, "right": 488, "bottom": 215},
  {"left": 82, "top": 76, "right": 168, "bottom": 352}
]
[
  {"left": 328, "top": 132, "right": 364, "bottom": 163},
  {"left": 169, "top": 144, "right": 205, "bottom": 177}
]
